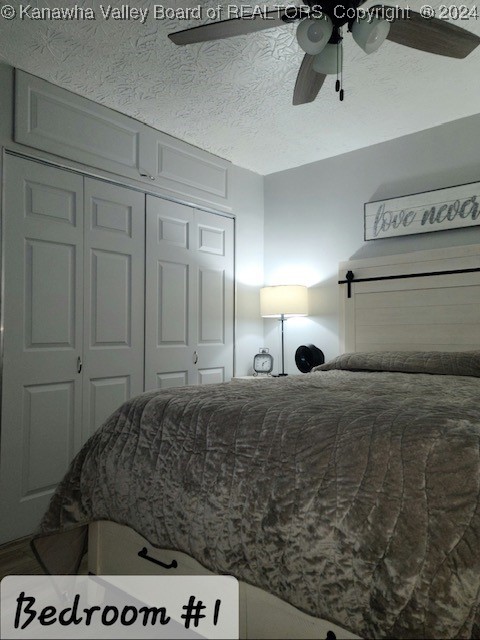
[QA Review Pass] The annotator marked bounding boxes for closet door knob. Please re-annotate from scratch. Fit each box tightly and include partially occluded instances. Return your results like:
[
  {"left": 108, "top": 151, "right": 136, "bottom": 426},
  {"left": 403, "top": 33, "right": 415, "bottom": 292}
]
[
  {"left": 193, "top": 351, "right": 198, "bottom": 364},
  {"left": 77, "top": 356, "right": 83, "bottom": 374}
]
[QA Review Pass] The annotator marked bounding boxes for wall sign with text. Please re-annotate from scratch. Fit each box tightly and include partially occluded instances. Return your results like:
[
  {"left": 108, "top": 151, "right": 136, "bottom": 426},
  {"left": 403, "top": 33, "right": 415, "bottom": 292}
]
[{"left": 364, "top": 181, "right": 480, "bottom": 241}]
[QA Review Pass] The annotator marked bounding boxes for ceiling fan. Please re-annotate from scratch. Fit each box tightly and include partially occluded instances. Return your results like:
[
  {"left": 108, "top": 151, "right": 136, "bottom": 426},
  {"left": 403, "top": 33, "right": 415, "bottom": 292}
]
[{"left": 168, "top": 1, "right": 480, "bottom": 105}]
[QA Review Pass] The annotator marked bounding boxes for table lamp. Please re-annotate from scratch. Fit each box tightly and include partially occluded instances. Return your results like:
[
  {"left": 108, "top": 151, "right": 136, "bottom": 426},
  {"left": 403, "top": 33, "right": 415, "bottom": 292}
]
[{"left": 260, "top": 285, "right": 308, "bottom": 376}]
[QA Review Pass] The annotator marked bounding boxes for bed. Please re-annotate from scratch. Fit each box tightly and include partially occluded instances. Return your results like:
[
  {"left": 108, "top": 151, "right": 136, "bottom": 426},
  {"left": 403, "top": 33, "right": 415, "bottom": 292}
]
[{"left": 32, "top": 247, "right": 480, "bottom": 639}]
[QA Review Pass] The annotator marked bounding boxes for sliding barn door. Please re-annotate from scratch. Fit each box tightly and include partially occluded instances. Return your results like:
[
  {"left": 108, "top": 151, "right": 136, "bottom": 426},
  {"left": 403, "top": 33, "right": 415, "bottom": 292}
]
[
  {"left": 82, "top": 179, "right": 145, "bottom": 439},
  {"left": 0, "top": 156, "right": 84, "bottom": 543},
  {"left": 145, "top": 196, "right": 234, "bottom": 390}
]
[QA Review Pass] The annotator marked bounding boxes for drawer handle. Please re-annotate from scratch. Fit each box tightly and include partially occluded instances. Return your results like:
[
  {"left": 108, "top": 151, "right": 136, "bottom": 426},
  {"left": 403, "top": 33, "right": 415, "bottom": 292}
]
[
  {"left": 138, "top": 547, "right": 178, "bottom": 570},
  {"left": 77, "top": 356, "right": 82, "bottom": 374}
]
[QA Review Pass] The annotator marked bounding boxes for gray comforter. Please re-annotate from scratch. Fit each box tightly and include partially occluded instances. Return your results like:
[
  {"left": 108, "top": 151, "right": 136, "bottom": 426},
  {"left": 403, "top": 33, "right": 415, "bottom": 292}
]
[{"left": 33, "top": 352, "right": 480, "bottom": 639}]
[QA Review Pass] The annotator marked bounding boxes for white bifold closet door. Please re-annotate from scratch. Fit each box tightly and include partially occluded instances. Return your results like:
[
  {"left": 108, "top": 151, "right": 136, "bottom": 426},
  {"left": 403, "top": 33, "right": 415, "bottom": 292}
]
[
  {"left": 0, "top": 155, "right": 144, "bottom": 543},
  {"left": 83, "top": 178, "right": 144, "bottom": 438},
  {"left": 145, "top": 196, "right": 234, "bottom": 390}
]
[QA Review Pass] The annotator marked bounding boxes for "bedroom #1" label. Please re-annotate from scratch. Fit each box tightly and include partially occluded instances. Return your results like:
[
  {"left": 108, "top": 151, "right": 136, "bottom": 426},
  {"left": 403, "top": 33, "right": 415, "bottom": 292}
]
[{"left": 0, "top": 575, "right": 239, "bottom": 639}]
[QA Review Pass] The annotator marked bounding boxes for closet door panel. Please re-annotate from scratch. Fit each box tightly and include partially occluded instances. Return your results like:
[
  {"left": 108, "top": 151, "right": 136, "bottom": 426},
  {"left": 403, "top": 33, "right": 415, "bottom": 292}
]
[
  {"left": 157, "top": 260, "right": 189, "bottom": 345},
  {"left": 145, "top": 197, "right": 234, "bottom": 390},
  {"left": 15, "top": 71, "right": 144, "bottom": 180},
  {"left": 142, "top": 133, "right": 232, "bottom": 211},
  {"left": 89, "top": 376, "right": 131, "bottom": 435},
  {"left": 0, "top": 155, "right": 84, "bottom": 544},
  {"left": 91, "top": 249, "right": 132, "bottom": 346},
  {"left": 145, "top": 197, "right": 196, "bottom": 390},
  {"left": 26, "top": 239, "right": 76, "bottom": 348},
  {"left": 198, "top": 268, "right": 225, "bottom": 343},
  {"left": 22, "top": 382, "right": 76, "bottom": 495},
  {"left": 197, "top": 368, "right": 225, "bottom": 385},
  {"left": 194, "top": 210, "right": 234, "bottom": 383},
  {"left": 83, "top": 179, "right": 145, "bottom": 440},
  {"left": 156, "top": 372, "right": 189, "bottom": 389}
]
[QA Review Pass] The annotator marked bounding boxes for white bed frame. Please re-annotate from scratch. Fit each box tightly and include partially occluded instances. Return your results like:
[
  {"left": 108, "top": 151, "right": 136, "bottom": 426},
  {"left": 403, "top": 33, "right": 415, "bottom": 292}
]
[{"left": 88, "top": 245, "right": 480, "bottom": 639}]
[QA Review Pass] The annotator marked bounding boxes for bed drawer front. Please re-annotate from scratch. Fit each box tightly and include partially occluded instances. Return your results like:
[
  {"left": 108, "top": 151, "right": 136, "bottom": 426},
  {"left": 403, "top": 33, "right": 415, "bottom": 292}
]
[{"left": 88, "top": 520, "right": 212, "bottom": 576}]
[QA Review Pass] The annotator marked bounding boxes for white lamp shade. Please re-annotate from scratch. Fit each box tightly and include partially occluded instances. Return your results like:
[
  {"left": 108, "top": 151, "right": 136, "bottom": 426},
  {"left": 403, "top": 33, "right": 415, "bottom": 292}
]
[
  {"left": 260, "top": 285, "right": 308, "bottom": 318},
  {"left": 352, "top": 17, "right": 390, "bottom": 54},
  {"left": 296, "top": 16, "right": 333, "bottom": 55},
  {"left": 312, "top": 43, "right": 342, "bottom": 75}
]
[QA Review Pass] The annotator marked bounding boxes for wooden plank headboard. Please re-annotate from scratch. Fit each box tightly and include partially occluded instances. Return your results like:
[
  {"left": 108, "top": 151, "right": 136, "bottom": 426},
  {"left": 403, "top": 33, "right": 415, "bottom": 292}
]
[{"left": 338, "top": 245, "right": 480, "bottom": 353}]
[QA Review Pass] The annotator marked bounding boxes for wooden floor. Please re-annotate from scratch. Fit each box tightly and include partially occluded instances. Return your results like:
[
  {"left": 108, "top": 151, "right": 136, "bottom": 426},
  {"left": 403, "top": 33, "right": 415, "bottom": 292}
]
[{"left": 0, "top": 537, "right": 87, "bottom": 579}]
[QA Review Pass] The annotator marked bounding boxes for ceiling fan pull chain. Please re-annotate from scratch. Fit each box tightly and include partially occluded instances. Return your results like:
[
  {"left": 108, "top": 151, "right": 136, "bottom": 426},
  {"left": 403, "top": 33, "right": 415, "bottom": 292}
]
[
  {"left": 339, "top": 40, "right": 344, "bottom": 101},
  {"left": 335, "top": 39, "right": 340, "bottom": 93},
  {"left": 335, "top": 41, "right": 340, "bottom": 92}
]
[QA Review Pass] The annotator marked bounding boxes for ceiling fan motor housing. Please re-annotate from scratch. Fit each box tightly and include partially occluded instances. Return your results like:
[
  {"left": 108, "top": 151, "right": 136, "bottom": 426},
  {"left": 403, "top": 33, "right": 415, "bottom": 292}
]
[{"left": 304, "top": 0, "right": 369, "bottom": 40}]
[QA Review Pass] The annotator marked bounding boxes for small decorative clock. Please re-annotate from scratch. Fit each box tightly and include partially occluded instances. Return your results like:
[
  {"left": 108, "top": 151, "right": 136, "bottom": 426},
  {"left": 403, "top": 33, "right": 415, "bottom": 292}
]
[{"left": 253, "top": 348, "right": 274, "bottom": 376}]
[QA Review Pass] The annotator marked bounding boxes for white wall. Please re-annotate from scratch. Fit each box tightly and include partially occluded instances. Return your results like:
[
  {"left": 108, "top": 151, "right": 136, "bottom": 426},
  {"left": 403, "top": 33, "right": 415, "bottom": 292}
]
[
  {"left": 231, "top": 164, "right": 265, "bottom": 375},
  {"left": 263, "top": 113, "right": 480, "bottom": 372}
]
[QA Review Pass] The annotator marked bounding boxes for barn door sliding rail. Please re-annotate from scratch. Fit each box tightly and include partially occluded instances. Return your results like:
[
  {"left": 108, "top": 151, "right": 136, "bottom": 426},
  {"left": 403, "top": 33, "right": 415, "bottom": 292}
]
[{"left": 339, "top": 266, "right": 480, "bottom": 299}]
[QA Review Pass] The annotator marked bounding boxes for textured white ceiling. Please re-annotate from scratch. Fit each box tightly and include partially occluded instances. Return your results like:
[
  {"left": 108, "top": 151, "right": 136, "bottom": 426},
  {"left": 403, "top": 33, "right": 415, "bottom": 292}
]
[{"left": 0, "top": 0, "right": 479, "bottom": 174}]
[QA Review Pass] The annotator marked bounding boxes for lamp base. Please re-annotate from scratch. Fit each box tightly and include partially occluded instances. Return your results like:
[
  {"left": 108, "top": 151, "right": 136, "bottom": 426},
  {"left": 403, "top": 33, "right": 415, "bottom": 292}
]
[{"left": 274, "top": 373, "right": 288, "bottom": 377}]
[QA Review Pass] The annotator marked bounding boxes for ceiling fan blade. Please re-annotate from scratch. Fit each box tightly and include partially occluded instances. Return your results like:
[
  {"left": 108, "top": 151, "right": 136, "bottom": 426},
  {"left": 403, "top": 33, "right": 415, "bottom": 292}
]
[
  {"left": 169, "top": 10, "right": 288, "bottom": 45},
  {"left": 381, "top": 6, "right": 480, "bottom": 58},
  {"left": 293, "top": 54, "right": 326, "bottom": 105}
]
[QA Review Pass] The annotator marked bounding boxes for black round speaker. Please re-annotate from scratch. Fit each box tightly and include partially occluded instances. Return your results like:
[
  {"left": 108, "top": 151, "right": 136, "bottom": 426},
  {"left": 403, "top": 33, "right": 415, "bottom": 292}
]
[{"left": 295, "top": 344, "right": 325, "bottom": 373}]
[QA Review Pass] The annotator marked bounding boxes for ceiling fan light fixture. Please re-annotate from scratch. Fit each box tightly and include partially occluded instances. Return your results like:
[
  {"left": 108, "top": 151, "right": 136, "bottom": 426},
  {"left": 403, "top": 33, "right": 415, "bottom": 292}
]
[
  {"left": 312, "top": 43, "right": 342, "bottom": 75},
  {"left": 296, "top": 16, "right": 333, "bottom": 55},
  {"left": 352, "top": 17, "right": 391, "bottom": 54}
]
